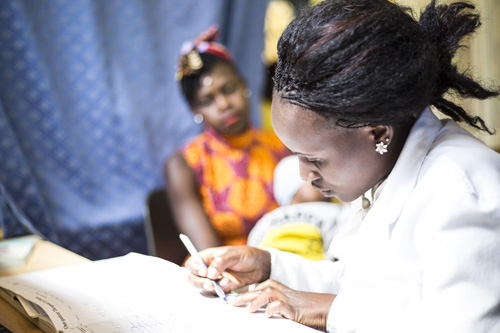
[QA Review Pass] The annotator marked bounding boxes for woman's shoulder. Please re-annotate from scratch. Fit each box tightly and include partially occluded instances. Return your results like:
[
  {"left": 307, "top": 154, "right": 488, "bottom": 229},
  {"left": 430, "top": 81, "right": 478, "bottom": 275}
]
[
  {"left": 178, "top": 132, "right": 213, "bottom": 167},
  {"left": 430, "top": 119, "right": 500, "bottom": 166},
  {"left": 183, "top": 131, "right": 210, "bottom": 147},
  {"left": 422, "top": 120, "right": 500, "bottom": 198}
]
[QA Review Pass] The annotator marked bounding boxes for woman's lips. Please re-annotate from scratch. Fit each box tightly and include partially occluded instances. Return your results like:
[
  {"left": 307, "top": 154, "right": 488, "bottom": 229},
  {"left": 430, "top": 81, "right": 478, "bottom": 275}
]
[
  {"left": 313, "top": 184, "right": 334, "bottom": 197},
  {"left": 320, "top": 190, "right": 334, "bottom": 197},
  {"left": 224, "top": 115, "right": 240, "bottom": 126}
]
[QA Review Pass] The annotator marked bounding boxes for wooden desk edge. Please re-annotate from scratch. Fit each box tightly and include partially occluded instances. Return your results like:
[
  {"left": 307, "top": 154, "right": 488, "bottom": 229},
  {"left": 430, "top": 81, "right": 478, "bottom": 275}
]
[{"left": 0, "top": 236, "right": 89, "bottom": 332}]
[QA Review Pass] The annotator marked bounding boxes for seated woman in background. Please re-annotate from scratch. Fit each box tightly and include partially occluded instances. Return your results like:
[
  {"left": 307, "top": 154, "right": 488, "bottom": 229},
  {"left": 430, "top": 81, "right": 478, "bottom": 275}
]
[{"left": 164, "top": 26, "right": 289, "bottom": 250}]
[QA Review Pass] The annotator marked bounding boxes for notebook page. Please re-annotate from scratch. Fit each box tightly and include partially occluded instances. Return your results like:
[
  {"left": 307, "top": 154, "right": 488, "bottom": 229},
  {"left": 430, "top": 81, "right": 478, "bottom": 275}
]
[{"left": 0, "top": 253, "right": 319, "bottom": 332}]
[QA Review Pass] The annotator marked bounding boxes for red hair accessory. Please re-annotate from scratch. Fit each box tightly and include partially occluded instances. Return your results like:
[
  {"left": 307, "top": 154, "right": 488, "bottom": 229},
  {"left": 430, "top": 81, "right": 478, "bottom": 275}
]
[{"left": 176, "top": 25, "right": 233, "bottom": 81}]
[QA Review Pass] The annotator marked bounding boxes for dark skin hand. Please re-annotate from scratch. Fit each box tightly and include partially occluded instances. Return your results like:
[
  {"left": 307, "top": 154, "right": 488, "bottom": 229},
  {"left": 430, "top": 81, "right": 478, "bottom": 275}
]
[
  {"left": 184, "top": 245, "right": 335, "bottom": 332},
  {"left": 230, "top": 279, "right": 335, "bottom": 331},
  {"left": 185, "top": 246, "right": 271, "bottom": 292}
]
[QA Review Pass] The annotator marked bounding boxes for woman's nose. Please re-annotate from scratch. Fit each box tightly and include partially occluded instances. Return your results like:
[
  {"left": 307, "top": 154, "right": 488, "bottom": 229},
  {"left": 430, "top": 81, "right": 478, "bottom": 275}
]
[
  {"left": 214, "top": 94, "right": 230, "bottom": 111},
  {"left": 299, "top": 161, "right": 320, "bottom": 182}
]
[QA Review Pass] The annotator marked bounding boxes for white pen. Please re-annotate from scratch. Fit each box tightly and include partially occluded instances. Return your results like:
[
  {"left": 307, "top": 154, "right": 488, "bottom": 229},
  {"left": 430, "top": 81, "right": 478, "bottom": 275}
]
[{"left": 179, "top": 234, "right": 227, "bottom": 303}]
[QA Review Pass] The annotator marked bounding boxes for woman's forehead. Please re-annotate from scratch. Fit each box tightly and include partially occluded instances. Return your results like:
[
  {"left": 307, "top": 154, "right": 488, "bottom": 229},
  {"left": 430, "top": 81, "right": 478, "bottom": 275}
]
[
  {"left": 271, "top": 96, "right": 335, "bottom": 151},
  {"left": 195, "top": 64, "right": 239, "bottom": 96},
  {"left": 206, "top": 63, "right": 238, "bottom": 82},
  {"left": 271, "top": 95, "right": 330, "bottom": 131}
]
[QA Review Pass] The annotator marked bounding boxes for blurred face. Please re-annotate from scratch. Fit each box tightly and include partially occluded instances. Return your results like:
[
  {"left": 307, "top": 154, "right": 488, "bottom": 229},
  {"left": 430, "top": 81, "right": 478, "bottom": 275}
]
[
  {"left": 271, "top": 93, "right": 392, "bottom": 203},
  {"left": 191, "top": 63, "right": 250, "bottom": 136}
]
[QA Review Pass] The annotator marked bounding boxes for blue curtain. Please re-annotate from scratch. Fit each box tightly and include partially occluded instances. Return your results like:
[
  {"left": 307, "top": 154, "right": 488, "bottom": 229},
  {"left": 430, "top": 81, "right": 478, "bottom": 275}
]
[{"left": 0, "top": 0, "right": 269, "bottom": 260}]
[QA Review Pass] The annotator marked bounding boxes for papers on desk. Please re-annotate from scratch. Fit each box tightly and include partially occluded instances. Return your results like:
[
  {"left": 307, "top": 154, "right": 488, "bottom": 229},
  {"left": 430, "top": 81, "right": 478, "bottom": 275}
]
[{"left": 0, "top": 253, "right": 319, "bottom": 333}]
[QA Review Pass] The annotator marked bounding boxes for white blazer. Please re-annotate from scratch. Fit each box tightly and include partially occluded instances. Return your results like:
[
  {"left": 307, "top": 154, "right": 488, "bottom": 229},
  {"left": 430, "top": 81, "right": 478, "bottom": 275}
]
[{"left": 267, "top": 108, "right": 500, "bottom": 333}]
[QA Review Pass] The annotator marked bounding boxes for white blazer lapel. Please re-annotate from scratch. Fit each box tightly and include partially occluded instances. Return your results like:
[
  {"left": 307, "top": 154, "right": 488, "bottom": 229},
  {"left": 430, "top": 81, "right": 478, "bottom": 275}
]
[{"left": 364, "top": 108, "right": 442, "bottom": 229}]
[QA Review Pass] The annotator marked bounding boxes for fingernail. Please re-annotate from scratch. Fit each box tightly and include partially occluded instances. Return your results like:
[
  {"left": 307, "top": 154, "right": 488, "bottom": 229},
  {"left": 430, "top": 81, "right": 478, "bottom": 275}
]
[
  {"left": 197, "top": 268, "right": 207, "bottom": 276},
  {"left": 219, "top": 278, "right": 228, "bottom": 287},
  {"left": 202, "top": 281, "right": 212, "bottom": 290},
  {"left": 208, "top": 267, "right": 218, "bottom": 279}
]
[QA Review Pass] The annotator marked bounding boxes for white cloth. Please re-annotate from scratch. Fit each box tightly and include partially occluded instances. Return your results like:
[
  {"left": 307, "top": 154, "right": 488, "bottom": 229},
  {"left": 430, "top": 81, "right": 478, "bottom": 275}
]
[
  {"left": 266, "top": 108, "right": 500, "bottom": 333},
  {"left": 248, "top": 201, "right": 351, "bottom": 254},
  {"left": 327, "top": 179, "right": 385, "bottom": 261},
  {"left": 273, "top": 155, "right": 305, "bottom": 206}
]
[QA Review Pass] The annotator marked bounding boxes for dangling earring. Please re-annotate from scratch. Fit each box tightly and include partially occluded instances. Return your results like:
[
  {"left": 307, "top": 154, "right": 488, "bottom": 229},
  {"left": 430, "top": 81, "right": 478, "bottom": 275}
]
[
  {"left": 193, "top": 114, "right": 203, "bottom": 124},
  {"left": 243, "top": 88, "right": 252, "bottom": 98},
  {"left": 375, "top": 138, "right": 389, "bottom": 155}
]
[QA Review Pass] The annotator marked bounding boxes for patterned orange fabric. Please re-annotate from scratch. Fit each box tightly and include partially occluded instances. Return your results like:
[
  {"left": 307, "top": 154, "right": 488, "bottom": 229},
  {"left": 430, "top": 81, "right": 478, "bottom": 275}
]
[{"left": 182, "top": 127, "right": 289, "bottom": 245}]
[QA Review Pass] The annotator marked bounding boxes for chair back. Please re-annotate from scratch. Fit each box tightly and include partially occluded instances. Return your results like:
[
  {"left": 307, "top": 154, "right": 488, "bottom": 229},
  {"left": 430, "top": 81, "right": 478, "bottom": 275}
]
[{"left": 144, "top": 188, "right": 187, "bottom": 266}]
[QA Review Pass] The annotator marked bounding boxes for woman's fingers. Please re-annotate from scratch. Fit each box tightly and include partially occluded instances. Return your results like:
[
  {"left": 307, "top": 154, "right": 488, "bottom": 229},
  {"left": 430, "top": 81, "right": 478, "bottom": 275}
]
[
  {"left": 249, "top": 289, "right": 275, "bottom": 312},
  {"left": 229, "top": 281, "right": 289, "bottom": 315},
  {"left": 252, "top": 279, "right": 287, "bottom": 295},
  {"left": 228, "top": 278, "right": 335, "bottom": 331},
  {"left": 207, "top": 253, "right": 239, "bottom": 279},
  {"left": 187, "top": 271, "right": 212, "bottom": 290},
  {"left": 228, "top": 290, "right": 262, "bottom": 307},
  {"left": 184, "top": 255, "right": 208, "bottom": 277},
  {"left": 186, "top": 246, "right": 245, "bottom": 280},
  {"left": 185, "top": 246, "right": 272, "bottom": 294},
  {"left": 265, "top": 300, "right": 294, "bottom": 319},
  {"left": 231, "top": 290, "right": 293, "bottom": 320}
]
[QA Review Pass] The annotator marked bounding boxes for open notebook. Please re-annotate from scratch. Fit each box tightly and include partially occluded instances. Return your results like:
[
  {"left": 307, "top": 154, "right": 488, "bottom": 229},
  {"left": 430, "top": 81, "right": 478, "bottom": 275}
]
[{"left": 0, "top": 252, "right": 318, "bottom": 333}]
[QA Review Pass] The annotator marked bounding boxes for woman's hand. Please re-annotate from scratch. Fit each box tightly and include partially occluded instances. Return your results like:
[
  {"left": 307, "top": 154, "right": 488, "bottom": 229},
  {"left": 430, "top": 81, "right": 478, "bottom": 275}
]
[
  {"left": 229, "top": 279, "right": 335, "bottom": 332},
  {"left": 185, "top": 245, "right": 271, "bottom": 293}
]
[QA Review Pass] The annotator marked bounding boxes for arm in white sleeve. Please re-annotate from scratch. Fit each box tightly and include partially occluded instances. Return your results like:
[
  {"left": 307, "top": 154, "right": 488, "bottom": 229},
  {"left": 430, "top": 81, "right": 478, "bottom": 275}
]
[
  {"left": 414, "top": 191, "right": 500, "bottom": 333},
  {"left": 265, "top": 247, "right": 344, "bottom": 294},
  {"left": 415, "top": 169, "right": 500, "bottom": 333}
]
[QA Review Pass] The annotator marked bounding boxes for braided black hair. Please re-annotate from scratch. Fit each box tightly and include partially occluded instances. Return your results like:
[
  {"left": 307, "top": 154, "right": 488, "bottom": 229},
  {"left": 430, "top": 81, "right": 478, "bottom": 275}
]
[{"left": 274, "top": 0, "right": 499, "bottom": 133}]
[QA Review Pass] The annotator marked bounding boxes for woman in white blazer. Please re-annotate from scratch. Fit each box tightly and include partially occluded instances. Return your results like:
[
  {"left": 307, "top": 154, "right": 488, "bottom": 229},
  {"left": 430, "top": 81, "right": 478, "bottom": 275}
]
[{"left": 184, "top": 0, "right": 500, "bottom": 332}]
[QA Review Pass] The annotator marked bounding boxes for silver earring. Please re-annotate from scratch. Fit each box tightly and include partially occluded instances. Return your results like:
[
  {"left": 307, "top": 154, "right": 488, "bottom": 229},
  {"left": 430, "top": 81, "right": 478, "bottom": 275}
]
[
  {"left": 243, "top": 89, "right": 252, "bottom": 98},
  {"left": 375, "top": 139, "right": 388, "bottom": 155},
  {"left": 193, "top": 114, "right": 203, "bottom": 124}
]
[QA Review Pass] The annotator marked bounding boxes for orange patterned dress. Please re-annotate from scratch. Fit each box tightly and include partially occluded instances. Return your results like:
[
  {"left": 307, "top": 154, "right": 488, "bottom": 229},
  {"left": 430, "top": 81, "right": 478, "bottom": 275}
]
[{"left": 182, "top": 127, "right": 289, "bottom": 245}]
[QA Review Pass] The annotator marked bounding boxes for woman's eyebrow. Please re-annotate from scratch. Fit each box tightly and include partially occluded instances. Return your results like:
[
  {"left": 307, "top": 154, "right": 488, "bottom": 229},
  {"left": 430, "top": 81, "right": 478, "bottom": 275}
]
[{"left": 292, "top": 151, "right": 314, "bottom": 157}]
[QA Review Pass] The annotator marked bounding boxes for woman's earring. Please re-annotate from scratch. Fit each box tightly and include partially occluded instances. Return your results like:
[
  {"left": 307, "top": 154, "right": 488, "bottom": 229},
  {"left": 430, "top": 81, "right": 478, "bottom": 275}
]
[
  {"left": 375, "top": 138, "right": 389, "bottom": 155},
  {"left": 193, "top": 114, "right": 204, "bottom": 124},
  {"left": 243, "top": 89, "right": 252, "bottom": 98}
]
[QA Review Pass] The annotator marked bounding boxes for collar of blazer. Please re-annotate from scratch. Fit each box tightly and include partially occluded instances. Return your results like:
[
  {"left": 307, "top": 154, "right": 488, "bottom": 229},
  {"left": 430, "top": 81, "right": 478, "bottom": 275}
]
[{"left": 362, "top": 107, "right": 441, "bottom": 229}]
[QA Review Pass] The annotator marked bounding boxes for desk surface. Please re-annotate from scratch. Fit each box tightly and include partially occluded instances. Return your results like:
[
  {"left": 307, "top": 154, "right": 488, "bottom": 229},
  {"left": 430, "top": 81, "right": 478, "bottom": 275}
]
[{"left": 0, "top": 236, "right": 88, "bottom": 332}]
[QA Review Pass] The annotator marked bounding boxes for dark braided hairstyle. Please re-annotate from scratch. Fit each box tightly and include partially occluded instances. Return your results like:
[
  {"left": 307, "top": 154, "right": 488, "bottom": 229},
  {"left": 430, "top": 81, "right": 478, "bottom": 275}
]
[{"left": 274, "top": 0, "right": 499, "bottom": 133}]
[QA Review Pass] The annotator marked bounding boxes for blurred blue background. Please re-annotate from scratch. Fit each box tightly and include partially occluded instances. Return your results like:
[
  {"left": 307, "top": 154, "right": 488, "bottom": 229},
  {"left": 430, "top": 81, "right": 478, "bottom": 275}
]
[{"left": 0, "top": 0, "right": 269, "bottom": 259}]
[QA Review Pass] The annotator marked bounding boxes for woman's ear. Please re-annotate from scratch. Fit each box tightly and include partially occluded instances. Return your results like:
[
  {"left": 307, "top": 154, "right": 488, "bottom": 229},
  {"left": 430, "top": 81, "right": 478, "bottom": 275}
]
[{"left": 370, "top": 125, "right": 392, "bottom": 145}]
